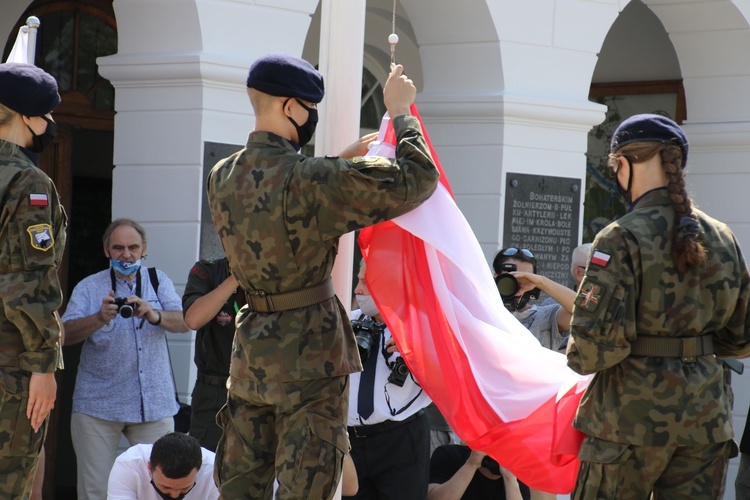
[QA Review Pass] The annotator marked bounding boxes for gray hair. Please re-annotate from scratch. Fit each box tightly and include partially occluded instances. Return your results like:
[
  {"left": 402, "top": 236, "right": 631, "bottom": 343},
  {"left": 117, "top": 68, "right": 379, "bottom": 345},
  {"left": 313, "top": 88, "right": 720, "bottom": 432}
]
[
  {"left": 102, "top": 218, "right": 147, "bottom": 247},
  {"left": 570, "top": 243, "right": 593, "bottom": 276}
]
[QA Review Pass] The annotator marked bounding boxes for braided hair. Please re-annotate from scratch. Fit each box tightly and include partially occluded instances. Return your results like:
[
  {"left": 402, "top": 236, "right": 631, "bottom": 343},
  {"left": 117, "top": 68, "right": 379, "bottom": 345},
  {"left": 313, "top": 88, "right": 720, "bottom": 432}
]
[{"left": 608, "top": 141, "right": 706, "bottom": 273}]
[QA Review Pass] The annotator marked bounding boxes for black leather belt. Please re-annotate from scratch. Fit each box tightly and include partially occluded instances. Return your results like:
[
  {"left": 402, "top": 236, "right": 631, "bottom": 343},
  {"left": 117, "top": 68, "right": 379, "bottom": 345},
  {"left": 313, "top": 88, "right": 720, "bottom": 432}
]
[
  {"left": 630, "top": 335, "right": 713, "bottom": 362},
  {"left": 197, "top": 374, "right": 227, "bottom": 387},
  {"left": 244, "top": 277, "right": 334, "bottom": 313},
  {"left": 347, "top": 409, "right": 424, "bottom": 439}
]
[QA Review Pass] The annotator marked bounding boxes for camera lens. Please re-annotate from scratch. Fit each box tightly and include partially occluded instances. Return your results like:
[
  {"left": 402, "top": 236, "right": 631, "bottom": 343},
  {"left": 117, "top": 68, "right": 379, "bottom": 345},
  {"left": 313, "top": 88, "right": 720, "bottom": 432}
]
[
  {"left": 119, "top": 304, "right": 134, "bottom": 319},
  {"left": 395, "top": 360, "right": 409, "bottom": 376},
  {"left": 355, "top": 331, "right": 373, "bottom": 362},
  {"left": 495, "top": 274, "right": 519, "bottom": 298}
]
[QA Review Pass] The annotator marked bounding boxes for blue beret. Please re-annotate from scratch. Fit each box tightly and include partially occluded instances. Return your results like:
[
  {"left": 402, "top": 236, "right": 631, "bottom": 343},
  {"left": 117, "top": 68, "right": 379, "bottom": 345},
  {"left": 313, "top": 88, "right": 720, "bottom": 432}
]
[
  {"left": 0, "top": 63, "right": 60, "bottom": 117},
  {"left": 246, "top": 53, "right": 324, "bottom": 104},
  {"left": 611, "top": 113, "right": 688, "bottom": 167}
]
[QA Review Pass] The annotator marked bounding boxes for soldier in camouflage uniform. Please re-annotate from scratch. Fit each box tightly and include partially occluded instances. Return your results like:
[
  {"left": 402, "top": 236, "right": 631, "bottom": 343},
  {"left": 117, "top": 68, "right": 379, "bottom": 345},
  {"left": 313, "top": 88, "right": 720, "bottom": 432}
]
[
  {"left": 567, "top": 114, "right": 750, "bottom": 498},
  {"left": 0, "top": 63, "right": 67, "bottom": 498},
  {"left": 206, "top": 53, "right": 439, "bottom": 499}
]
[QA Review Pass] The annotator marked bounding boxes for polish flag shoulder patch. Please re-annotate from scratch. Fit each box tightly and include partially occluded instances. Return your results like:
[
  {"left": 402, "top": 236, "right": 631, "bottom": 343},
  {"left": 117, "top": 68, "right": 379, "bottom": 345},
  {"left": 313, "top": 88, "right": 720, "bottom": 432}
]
[
  {"left": 590, "top": 250, "right": 611, "bottom": 268},
  {"left": 29, "top": 193, "right": 49, "bottom": 207}
]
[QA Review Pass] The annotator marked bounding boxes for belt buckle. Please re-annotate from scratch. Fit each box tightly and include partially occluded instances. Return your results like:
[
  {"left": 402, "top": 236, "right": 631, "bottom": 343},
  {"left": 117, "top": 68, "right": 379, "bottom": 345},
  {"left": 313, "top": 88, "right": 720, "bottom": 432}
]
[
  {"left": 251, "top": 290, "right": 273, "bottom": 312},
  {"left": 351, "top": 426, "right": 365, "bottom": 438},
  {"left": 681, "top": 337, "right": 697, "bottom": 363}
]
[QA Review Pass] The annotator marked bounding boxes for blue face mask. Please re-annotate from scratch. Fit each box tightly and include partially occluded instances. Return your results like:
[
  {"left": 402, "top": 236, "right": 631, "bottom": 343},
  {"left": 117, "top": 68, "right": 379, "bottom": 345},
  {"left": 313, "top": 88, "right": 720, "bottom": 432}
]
[{"left": 111, "top": 258, "right": 141, "bottom": 276}]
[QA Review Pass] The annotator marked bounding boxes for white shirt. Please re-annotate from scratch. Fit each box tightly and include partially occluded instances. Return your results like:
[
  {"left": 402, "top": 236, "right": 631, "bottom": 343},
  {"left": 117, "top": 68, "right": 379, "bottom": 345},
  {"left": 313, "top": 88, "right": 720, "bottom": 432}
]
[
  {"left": 347, "top": 310, "right": 432, "bottom": 426},
  {"left": 107, "top": 443, "right": 219, "bottom": 500}
]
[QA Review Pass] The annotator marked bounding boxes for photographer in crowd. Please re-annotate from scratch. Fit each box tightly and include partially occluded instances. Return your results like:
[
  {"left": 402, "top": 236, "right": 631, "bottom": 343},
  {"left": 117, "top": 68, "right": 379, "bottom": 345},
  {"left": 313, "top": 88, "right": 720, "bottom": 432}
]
[
  {"left": 62, "top": 218, "right": 189, "bottom": 499},
  {"left": 344, "top": 258, "right": 433, "bottom": 499},
  {"left": 428, "top": 444, "right": 529, "bottom": 500},
  {"left": 493, "top": 247, "right": 576, "bottom": 352}
]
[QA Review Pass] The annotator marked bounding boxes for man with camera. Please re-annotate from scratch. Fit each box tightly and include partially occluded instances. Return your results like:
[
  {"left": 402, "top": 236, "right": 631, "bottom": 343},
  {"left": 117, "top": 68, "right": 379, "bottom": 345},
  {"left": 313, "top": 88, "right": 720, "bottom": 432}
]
[
  {"left": 62, "top": 218, "right": 189, "bottom": 499},
  {"left": 492, "top": 247, "right": 576, "bottom": 352},
  {"left": 344, "top": 259, "right": 433, "bottom": 499},
  {"left": 428, "top": 444, "right": 529, "bottom": 500}
]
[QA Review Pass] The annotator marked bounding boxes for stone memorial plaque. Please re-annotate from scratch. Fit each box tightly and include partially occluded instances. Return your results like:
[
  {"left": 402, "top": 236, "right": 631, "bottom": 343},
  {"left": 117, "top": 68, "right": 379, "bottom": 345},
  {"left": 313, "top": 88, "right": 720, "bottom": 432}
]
[
  {"left": 503, "top": 173, "right": 581, "bottom": 288},
  {"left": 200, "top": 141, "right": 244, "bottom": 258}
]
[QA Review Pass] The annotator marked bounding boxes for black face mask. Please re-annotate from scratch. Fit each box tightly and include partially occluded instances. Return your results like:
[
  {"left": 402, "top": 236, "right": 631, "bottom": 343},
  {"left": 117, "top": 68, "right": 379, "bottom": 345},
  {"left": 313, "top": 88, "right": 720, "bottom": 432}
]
[
  {"left": 26, "top": 115, "right": 57, "bottom": 153},
  {"left": 150, "top": 479, "right": 194, "bottom": 500},
  {"left": 613, "top": 157, "right": 634, "bottom": 204},
  {"left": 285, "top": 98, "right": 318, "bottom": 149},
  {"left": 503, "top": 294, "right": 531, "bottom": 313}
]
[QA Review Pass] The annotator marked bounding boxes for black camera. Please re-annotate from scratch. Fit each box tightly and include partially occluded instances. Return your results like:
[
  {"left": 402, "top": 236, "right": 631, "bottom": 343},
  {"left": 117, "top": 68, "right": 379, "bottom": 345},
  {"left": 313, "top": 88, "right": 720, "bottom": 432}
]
[
  {"left": 481, "top": 455, "right": 501, "bottom": 475},
  {"left": 387, "top": 357, "right": 410, "bottom": 387},
  {"left": 495, "top": 263, "right": 521, "bottom": 299},
  {"left": 351, "top": 317, "right": 385, "bottom": 362},
  {"left": 113, "top": 297, "right": 134, "bottom": 318},
  {"left": 494, "top": 262, "right": 540, "bottom": 311}
]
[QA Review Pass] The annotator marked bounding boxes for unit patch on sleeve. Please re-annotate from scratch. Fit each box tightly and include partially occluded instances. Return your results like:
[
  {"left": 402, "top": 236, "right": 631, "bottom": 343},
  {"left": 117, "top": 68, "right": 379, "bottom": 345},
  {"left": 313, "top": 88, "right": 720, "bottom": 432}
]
[
  {"left": 575, "top": 282, "right": 605, "bottom": 312},
  {"left": 27, "top": 223, "right": 54, "bottom": 251},
  {"left": 352, "top": 156, "right": 386, "bottom": 164}
]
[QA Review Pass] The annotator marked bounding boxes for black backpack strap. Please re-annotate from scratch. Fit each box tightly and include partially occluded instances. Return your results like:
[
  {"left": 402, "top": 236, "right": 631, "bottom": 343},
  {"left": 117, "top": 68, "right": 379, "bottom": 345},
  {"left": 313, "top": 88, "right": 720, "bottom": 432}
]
[{"left": 148, "top": 267, "right": 160, "bottom": 295}]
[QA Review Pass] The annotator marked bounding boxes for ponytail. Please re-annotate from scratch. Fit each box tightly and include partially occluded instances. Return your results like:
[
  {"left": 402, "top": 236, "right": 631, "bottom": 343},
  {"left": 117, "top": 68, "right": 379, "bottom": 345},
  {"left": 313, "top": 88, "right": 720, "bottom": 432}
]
[{"left": 661, "top": 146, "right": 706, "bottom": 273}]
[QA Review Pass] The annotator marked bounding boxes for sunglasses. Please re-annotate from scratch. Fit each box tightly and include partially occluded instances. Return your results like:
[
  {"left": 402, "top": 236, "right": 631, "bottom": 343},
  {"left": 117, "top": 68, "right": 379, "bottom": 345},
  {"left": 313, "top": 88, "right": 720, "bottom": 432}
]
[{"left": 500, "top": 248, "right": 535, "bottom": 259}]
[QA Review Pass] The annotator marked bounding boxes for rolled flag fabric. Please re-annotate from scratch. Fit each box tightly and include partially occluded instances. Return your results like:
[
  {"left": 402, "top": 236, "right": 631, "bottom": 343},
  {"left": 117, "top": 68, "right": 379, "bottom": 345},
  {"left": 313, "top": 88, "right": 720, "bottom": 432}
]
[
  {"left": 358, "top": 106, "right": 592, "bottom": 493},
  {"left": 6, "top": 26, "right": 30, "bottom": 64}
]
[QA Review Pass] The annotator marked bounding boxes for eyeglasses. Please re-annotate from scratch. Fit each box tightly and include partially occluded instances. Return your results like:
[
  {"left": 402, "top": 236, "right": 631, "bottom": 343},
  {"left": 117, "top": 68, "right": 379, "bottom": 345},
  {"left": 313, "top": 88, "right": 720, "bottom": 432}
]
[{"left": 500, "top": 248, "right": 535, "bottom": 259}]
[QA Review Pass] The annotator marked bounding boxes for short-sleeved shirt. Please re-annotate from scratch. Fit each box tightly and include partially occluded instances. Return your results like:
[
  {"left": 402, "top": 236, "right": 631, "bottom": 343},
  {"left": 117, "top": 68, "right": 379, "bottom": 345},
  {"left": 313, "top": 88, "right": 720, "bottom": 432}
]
[
  {"left": 62, "top": 267, "right": 182, "bottom": 422},
  {"left": 514, "top": 303, "right": 566, "bottom": 351},
  {"left": 107, "top": 443, "right": 219, "bottom": 500},
  {"left": 182, "top": 258, "right": 237, "bottom": 378},
  {"left": 0, "top": 142, "right": 67, "bottom": 389},
  {"left": 206, "top": 115, "right": 439, "bottom": 395},
  {"left": 429, "top": 445, "right": 530, "bottom": 500},
  {"left": 568, "top": 188, "right": 750, "bottom": 446}
]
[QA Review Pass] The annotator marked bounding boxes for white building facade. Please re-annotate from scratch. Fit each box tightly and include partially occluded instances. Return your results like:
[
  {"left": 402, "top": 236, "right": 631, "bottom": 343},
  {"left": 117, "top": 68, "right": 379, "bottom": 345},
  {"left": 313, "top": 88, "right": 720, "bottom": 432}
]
[{"left": 4, "top": 0, "right": 750, "bottom": 496}]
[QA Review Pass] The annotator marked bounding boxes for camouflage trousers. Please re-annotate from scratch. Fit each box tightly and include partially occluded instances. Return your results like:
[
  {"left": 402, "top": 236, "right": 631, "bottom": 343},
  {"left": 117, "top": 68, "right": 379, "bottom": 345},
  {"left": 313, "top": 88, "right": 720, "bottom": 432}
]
[
  {"left": 214, "top": 375, "right": 350, "bottom": 500},
  {"left": 0, "top": 375, "right": 46, "bottom": 500},
  {"left": 572, "top": 435, "right": 736, "bottom": 499}
]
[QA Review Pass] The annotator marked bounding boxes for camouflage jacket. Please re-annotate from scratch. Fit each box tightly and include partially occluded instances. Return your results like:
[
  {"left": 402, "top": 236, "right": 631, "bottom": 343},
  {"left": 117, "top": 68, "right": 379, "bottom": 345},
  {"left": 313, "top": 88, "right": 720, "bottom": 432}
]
[
  {"left": 207, "top": 115, "right": 438, "bottom": 390},
  {"left": 0, "top": 142, "right": 66, "bottom": 390},
  {"left": 568, "top": 188, "right": 750, "bottom": 446}
]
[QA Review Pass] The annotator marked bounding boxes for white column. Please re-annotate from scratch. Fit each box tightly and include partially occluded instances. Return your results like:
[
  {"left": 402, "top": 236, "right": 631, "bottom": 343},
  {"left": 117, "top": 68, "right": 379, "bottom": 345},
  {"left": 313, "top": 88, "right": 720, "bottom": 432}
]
[
  {"left": 317, "top": 0, "right": 367, "bottom": 317},
  {"left": 317, "top": 4, "right": 366, "bottom": 498}
]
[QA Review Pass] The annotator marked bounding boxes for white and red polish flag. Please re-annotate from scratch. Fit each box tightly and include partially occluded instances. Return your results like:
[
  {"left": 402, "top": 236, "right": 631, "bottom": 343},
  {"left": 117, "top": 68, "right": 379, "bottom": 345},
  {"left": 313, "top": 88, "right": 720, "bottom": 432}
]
[{"left": 359, "top": 105, "right": 593, "bottom": 494}]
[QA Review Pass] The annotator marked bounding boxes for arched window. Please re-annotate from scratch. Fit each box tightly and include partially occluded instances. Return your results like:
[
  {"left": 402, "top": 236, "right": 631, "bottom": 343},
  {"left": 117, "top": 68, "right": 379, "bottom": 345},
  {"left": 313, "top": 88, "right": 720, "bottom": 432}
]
[
  {"left": 5, "top": 1, "right": 117, "bottom": 123},
  {"left": 361, "top": 67, "right": 386, "bottom": 132}
]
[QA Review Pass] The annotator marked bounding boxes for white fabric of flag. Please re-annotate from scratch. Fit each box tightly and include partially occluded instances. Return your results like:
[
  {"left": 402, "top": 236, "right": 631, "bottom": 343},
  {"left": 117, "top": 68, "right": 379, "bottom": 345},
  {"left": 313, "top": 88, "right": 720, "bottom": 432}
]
[{"left": 6, "top": 26, "right": 30, "bottom": 64}]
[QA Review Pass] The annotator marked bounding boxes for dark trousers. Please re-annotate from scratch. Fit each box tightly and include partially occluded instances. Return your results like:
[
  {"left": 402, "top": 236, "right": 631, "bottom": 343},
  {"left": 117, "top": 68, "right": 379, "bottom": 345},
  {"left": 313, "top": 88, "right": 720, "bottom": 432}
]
[
  {"left": 345, "top": 411, "right": 430, "bottom": 500},
  {"left": 189, "top": 379, "right": 228, "bottom": 452}
]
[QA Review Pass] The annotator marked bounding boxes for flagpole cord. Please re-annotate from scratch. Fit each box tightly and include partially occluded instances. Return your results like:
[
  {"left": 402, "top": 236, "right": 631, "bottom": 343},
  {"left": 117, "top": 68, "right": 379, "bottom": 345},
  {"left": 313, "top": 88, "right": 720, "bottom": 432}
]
[{"left": 389, "top": 0, "right": 398, "bottom": 66}]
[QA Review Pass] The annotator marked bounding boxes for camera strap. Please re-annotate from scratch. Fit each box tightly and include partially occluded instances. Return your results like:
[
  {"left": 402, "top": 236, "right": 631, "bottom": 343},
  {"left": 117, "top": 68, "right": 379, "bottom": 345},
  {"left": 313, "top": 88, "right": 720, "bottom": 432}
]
[
  {"left": 382, "top": 331, "right": 423, "bottom": 417},
  {"left": 385, "top": 376, "right": 423, "bottom": 417},
  {"left": 110, "top": 267, "right": 161, "bottom": 300},
  {"left": 110, "top": 267, "right": 143, "bottom": 299}
]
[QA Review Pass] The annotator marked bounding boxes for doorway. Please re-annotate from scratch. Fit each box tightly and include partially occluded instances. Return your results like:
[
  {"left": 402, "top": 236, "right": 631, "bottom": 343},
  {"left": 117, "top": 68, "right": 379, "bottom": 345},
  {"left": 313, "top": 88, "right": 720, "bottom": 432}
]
[{"left": 4, "top": 1, "right": 117, "bottom": 497}]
